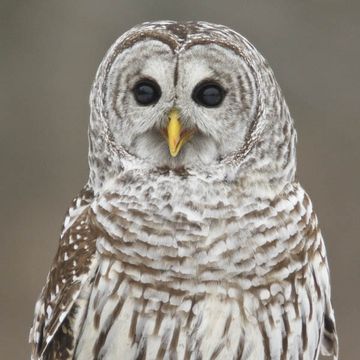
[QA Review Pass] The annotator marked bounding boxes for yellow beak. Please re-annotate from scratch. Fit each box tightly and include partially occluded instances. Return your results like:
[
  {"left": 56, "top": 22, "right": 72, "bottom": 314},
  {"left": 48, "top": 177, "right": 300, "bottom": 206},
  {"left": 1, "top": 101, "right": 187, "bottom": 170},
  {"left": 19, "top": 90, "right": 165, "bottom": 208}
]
[{"left": 166, "top": 108, "right": 193, "bottom": 157}]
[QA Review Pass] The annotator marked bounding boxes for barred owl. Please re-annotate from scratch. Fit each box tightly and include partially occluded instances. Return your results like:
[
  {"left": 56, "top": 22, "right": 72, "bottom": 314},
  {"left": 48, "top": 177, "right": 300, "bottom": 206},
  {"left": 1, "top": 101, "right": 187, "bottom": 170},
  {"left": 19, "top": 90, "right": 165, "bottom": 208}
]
[{"left": 30, "top": 21, "right": 338, "bottom": 359}]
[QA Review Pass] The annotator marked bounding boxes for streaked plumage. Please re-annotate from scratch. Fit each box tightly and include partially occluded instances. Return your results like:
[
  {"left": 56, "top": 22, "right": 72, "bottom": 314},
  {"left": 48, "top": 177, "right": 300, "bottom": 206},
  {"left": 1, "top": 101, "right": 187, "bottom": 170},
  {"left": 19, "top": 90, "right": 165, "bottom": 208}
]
[{"left": 30, "top": 21, "right": 338, "bottom": 359}]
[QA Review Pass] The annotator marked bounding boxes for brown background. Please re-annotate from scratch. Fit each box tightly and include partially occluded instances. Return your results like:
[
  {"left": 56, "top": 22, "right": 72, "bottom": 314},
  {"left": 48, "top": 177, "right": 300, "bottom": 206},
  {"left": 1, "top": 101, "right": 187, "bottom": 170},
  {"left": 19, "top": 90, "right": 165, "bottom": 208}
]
[{"left": 1, "top": 1, "right": 359, "bottom": 359}]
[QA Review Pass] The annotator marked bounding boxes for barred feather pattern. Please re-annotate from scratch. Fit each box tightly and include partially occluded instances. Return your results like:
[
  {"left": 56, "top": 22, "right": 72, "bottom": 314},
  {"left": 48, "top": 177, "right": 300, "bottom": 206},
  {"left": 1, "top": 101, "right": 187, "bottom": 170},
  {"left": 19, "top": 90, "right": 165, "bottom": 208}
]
[
  {"left": 30, "top": 21, "right": 338, "bottom": 359},
  {"left": 31, "top": 170, "right": 337, "bottom": 359}
]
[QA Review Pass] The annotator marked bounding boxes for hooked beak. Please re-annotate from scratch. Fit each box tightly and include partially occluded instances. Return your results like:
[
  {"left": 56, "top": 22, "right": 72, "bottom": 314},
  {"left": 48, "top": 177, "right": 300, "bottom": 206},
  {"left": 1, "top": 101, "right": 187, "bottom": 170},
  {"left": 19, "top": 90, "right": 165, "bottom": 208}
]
[{"left": 166, "top": 108, "right": 194, "bottom": 157}]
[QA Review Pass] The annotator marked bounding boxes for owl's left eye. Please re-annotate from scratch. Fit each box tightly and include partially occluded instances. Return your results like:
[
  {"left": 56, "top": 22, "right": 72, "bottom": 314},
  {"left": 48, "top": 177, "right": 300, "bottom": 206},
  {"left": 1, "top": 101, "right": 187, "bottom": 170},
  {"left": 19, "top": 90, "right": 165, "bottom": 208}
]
[
  {"left": 192, "top": 81, "right": 225, "bottom": 108},
  {"left": 133, "top": 79, "right": 161, "bottom": 106}
]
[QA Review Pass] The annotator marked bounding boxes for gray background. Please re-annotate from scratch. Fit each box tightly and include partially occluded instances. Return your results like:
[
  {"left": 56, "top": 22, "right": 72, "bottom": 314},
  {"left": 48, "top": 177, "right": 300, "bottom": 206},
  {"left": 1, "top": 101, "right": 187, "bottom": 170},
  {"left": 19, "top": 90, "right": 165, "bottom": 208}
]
[{"left": 1, "top": 1, "right": 359, "bottom": 358}]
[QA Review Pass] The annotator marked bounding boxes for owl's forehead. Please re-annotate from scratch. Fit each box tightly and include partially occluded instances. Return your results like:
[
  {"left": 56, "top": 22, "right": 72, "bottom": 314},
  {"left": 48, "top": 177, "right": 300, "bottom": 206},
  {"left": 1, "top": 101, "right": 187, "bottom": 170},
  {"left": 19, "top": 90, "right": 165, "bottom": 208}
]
[
  {"left": 118, "top": 21, "right": 246, "bottom": 51},
  {"left": 113, "top": 38, "right": 240, "bottom": 67},
  {"left": 103, "top": 21, "right": 253, "bottom": 70}
]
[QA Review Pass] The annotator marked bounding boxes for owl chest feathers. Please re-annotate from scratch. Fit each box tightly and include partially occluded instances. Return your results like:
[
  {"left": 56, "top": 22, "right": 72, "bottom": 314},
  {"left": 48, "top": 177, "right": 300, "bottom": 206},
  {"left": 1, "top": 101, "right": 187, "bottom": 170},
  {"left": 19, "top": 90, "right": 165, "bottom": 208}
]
[
  {"left": 72, "top": 171, "right": 326, "bottom": 359},
  {"left": 92, "top": 170, "right": 315, "bottom": 288}
]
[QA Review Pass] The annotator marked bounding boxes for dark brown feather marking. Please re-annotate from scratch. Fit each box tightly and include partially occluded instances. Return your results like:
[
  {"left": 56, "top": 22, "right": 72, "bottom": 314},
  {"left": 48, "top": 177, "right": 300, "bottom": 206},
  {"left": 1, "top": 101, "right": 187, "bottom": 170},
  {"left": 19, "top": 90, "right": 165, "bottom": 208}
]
[
  {"left": 210, "top": 343, "right": 225, "bottom": 359},
  {"left": 312, "top": 268, "right": 322, "bottom": 299},
  {"left": 155, "top": 329, "right": 170, "bottom": 359},
  {"left": 280, "top": 311, "right": 290, "bottom": 360},
  {"left": 236, "top": 333, "right": 245, "bottom": 359},
  {"left": 153, "top": 305, "right": 164, "bottom": 335},
  {"left": 92, "top": 295, "right": 127, "bottom": 358},
  {"left": 169, "top": 319, "right": 181, "bottom": 354},
  {"left": 259, "top": 320, "right": 271, "bottom": 360},
  {"left": 301, "top": 320, "right": 308, "bottom": 352},
  {"left": 129, "top": 310, "right": 140, "bottom": 345},
  {"left": 222, "top": 314, "right": 232, "bottom": 337}
]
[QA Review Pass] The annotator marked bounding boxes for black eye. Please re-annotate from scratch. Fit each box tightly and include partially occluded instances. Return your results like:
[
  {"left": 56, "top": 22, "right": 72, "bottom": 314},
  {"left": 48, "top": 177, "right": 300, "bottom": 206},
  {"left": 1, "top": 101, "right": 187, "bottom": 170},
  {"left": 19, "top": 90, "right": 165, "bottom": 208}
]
[
  {"left": 192, "top": 81, "right": 225, "bottom": 107},
  {"left": 133, "top": 79, "right": 161, "bottom": 105}
]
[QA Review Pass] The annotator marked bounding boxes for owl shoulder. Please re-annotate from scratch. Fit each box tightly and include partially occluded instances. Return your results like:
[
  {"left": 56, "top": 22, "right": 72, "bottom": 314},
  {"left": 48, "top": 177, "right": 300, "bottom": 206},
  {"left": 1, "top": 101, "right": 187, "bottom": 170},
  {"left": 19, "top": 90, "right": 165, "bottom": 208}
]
[{"left": 30, "top": 185, "right": 101, "bottom": 359}]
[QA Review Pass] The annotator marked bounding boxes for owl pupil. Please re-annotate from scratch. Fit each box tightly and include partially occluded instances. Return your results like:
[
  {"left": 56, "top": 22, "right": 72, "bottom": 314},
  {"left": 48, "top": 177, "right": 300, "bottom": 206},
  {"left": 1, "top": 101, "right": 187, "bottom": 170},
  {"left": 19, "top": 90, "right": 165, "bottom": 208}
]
[
  {"left": 133, "top": 80, "right": 161, "bottom": 105},
  {"left": 192, "top": 81, "right": 225, "bottom": 107}
]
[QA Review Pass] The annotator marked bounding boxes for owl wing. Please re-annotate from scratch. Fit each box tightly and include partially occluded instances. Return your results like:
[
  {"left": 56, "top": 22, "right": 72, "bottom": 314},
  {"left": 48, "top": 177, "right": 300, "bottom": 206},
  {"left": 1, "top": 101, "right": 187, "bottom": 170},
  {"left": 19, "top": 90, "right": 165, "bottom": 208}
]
[
  {"left": 271, "top": 185, "right": 338, "bottom": 359},
  {"left": 289, "top": 192, "right": 338, "bottom": 359},
  {"left": 248, "top": 184, "right": 338, "bottom": 359},
  {"left": 302, "top": 197, "right": 338, "bottom": 358},
  {"left": 29, "top": 185, "right": 100, "bottom": 359},
  {"left": 315, "top": 241, "right": 339, "bottom": 358}
]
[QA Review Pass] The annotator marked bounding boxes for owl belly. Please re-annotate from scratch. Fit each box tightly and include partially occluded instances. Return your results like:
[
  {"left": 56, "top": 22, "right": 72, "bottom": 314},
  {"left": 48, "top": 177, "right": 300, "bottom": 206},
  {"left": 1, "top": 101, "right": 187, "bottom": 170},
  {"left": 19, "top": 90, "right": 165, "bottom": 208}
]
[{"left": 74, "top": 272, "right": 265, "bottom": 360}]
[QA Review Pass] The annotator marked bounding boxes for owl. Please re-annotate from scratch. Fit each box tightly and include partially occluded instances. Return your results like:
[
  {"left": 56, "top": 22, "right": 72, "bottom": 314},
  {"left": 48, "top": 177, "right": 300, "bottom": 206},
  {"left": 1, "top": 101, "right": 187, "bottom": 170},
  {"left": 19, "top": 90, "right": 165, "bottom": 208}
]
[{"left": 30, "top": 21, "right": 338, "bottom": 359}]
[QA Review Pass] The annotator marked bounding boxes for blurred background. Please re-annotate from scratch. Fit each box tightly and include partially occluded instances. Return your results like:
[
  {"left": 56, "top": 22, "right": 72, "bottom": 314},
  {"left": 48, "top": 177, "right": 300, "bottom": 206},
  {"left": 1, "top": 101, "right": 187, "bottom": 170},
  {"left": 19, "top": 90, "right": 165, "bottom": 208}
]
[{"left": 1, "top": 0, "right": 359, "bottom": 358}]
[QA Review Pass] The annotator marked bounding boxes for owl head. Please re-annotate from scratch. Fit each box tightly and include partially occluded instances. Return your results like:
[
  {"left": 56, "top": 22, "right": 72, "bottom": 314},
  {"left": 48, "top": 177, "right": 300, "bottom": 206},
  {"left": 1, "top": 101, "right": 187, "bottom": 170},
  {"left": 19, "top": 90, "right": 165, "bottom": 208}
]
[{"left": 88, "top": 21, "right": 296, "bottom": 190}]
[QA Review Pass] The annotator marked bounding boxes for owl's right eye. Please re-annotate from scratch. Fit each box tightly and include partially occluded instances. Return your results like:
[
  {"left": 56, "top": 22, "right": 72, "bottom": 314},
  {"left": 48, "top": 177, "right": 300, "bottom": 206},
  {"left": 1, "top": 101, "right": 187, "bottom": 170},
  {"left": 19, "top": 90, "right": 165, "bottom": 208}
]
[{"left": 133, "top": 79, "right": 161, "bottom": 106}]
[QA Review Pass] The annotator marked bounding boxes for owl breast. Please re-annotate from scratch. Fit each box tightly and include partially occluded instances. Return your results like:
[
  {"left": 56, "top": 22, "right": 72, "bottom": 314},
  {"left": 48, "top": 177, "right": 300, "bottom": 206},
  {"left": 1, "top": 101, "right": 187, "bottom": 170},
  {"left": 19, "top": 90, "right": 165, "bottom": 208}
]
[{"left": 74, "top": 170, "right": 324, "bottom": 359}]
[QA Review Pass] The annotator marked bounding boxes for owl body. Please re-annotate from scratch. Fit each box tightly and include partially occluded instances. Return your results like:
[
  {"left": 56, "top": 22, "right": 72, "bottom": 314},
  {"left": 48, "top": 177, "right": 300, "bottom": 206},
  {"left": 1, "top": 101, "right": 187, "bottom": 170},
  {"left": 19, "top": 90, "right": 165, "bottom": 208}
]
[{"left": 30, "top": 21, "right": 338, "bottom": 359}]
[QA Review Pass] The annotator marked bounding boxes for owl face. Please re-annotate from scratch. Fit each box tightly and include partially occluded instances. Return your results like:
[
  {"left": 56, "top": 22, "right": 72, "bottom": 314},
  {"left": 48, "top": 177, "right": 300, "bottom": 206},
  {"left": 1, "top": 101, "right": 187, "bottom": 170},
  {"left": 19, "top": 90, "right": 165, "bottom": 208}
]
[
  {"left": 104, "top": 38, "right": 259, "bottom": 168},
  {"left": 89, "top": 22, "right": 296, "bottom": 188}
]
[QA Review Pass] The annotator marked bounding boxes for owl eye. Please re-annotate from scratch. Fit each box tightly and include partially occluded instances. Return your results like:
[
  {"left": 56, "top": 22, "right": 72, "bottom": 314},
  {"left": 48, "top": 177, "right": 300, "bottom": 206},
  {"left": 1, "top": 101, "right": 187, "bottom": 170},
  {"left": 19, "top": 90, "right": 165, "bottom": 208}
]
[
  {"left": 133, "top": 79, "right": 161, "bottom": 106},
  {"left": 192, "top": 81, "right": 225, "bottom": 107}
]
